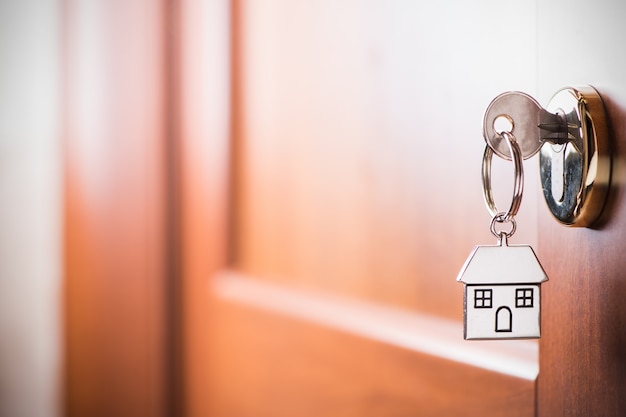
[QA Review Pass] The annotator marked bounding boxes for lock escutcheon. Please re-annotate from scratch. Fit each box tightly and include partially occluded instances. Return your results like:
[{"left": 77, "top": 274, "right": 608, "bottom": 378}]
[{"left": 540, "top": 86, "right": 611, "bottom": 227}]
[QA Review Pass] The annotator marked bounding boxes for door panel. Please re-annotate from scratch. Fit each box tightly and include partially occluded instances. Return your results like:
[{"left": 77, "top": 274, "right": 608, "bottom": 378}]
[
  {"left": 182, "top": 1, "right": 541, "bottom": 416},
  {"left": 233, "top": 0, "right": 540, "bottom": 318},
  {"left": 206, "top": 273, "right": 535, "bottom": 417}
]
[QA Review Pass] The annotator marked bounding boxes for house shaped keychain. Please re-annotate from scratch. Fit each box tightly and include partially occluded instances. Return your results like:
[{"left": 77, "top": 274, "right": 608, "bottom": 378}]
[
  {"left": 458, "top": 130, "right": 548, "bottom": 340},
  {"left": 457, "top": 233, "right": 548, "bottom": 340}
]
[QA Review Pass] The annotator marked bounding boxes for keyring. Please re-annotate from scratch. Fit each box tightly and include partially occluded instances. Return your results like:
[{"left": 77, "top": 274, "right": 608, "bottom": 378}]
[
  {"left": 482, "top": 131, "right": 524, "bottom": 222},
  {"left": 490, "top": 211, "right": 517, "bottom": 239}
]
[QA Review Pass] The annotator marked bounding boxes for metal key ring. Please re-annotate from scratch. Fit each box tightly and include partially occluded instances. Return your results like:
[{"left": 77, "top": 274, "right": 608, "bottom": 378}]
[
  {"left": 482, "top": 131, "right": 524, "bottom": 221},
  {"left": 490, "top": 212, "right": 517, "bottom": 239}
]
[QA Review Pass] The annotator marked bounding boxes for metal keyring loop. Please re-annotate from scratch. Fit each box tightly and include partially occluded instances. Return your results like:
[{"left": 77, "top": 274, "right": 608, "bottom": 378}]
[
  {"left": 490, "top": 212, "right": 517, "bottom": 238},
  {"left": 482, "top": 131, "right": 524, "bottom": 221}
]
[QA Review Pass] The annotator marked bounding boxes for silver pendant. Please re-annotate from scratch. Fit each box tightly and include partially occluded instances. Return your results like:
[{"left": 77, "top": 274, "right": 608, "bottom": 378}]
[
  {"left": 459, "top": 131, "right": 548, "bottom": 340},
  {"left": 457, "top": 234, "right": 548, "bottom": 340}
]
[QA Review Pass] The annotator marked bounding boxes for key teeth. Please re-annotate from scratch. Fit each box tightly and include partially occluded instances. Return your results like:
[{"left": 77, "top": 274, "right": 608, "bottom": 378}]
[
  {"left": 537, "top": 122, "right": 563, "bottom": 132},
  {"left": 538, "top": 121, "right": 579, "bottom": 145}
]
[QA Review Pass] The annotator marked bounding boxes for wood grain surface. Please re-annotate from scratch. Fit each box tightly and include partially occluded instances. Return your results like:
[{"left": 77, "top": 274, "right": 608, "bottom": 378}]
[{"left": 537, "top": 2, "right": 626, "bottom": 415}]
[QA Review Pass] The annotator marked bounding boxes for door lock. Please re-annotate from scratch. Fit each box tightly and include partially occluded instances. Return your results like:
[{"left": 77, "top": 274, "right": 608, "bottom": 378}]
[{"left": 483, "top": 86, "right": 611, "bottom": 227}]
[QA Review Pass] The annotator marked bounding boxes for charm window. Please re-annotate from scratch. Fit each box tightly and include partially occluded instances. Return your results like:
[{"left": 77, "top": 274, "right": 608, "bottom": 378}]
[
  {"left": 515, "top": 288, "right": 534, "bottom": 308},
  {"left": 474, "top": 289, "right": 493, "bottom": 309}
]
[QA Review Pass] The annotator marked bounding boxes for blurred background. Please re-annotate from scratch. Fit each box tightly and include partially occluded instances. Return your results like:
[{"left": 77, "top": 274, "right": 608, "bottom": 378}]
[{"left": 7, "top": 0, "right": 621, "bottom": 416}]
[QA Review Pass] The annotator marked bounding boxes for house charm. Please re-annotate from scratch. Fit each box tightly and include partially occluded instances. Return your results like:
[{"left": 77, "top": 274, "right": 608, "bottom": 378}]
[{"left": 457, "top": 236, "right": 548, "bottom": 340}]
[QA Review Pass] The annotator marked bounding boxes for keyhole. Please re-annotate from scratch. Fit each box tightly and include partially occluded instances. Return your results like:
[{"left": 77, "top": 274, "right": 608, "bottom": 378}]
[
  {"left": 493, "top": 114, "right": 514, "bottom": 134},
  {"left": 551, "top": 144, "right": 565, "bottom": 202}
]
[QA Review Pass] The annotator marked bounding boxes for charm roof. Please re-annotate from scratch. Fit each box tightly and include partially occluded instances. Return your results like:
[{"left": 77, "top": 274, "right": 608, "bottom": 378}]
[{"left": 456, "top": 241, "right": 548, "bottom": 284}]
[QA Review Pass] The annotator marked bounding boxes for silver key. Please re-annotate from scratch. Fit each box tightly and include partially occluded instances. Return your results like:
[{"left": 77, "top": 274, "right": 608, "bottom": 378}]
[{"left": 483, "top": 91, "right": 565, "bottom": 160}]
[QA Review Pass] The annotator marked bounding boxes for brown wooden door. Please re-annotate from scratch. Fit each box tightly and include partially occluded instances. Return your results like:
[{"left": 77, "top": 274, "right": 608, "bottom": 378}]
[{"left": 62, "top": 0, "right": 626, "bottom": 416}]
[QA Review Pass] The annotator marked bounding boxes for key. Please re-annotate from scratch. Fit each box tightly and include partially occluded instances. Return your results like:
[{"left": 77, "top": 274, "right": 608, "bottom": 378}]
[{"left": 483, "top": 91, "right": 566, "bottom": 160}]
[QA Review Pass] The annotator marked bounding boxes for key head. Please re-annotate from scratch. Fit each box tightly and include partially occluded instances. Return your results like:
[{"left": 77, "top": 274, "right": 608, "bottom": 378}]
[{"left": 483, "top": 91, "right": 545, "bottom": 160}]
